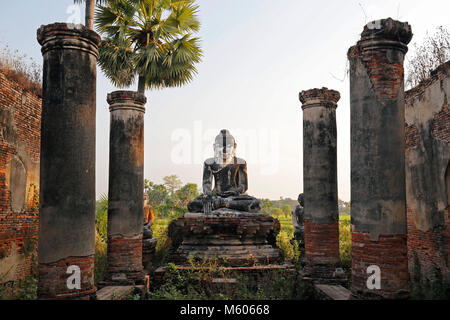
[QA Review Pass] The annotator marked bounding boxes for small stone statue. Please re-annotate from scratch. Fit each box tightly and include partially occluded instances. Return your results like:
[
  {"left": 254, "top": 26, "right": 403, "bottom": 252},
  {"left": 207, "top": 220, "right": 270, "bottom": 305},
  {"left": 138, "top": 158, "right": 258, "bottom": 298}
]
[
  {"left": 292, "top": 193, "right": 305, "bottom": 258},
  {"left": 187, "top": 129, "right": 261, "bottom": 213}
]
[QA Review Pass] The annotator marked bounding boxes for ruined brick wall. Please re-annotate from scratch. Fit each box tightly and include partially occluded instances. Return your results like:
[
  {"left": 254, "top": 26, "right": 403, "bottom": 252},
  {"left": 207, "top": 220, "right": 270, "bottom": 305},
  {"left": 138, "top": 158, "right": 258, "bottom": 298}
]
[
  {"left": 0, "top": 71, "right": 41, "bottom": 284},
  {"left": 405, "top": 61, "right": 450, "bottom": 282}
]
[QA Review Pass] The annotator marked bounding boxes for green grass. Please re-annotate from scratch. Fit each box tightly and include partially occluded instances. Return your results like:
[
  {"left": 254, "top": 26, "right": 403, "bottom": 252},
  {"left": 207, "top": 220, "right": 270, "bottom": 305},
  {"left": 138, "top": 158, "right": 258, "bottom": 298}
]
[
  {"left": 269, "top": 212, "right": 351, "bottom": 268},
  {"left": 94, "top": 232, "right": 108, "bottom": 286},
  {"left": 339, "top": 215, "right": 351, "bottom": 269}
]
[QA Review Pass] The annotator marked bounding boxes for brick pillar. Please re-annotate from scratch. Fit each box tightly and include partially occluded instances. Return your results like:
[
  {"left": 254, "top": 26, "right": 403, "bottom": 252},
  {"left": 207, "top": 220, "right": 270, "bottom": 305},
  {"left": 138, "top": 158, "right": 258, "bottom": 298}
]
[
  {"left": 347, "top": 18, "right": 412, "bottom": 299},
  {"left": 299, "top": 88, "right": 341, "bottom": 279},
  {"left": 106, "top": 91, "right": 146, "bottom": 285},
  {"left": 37, "top": 23, "right": 100, "bottom": 299}
]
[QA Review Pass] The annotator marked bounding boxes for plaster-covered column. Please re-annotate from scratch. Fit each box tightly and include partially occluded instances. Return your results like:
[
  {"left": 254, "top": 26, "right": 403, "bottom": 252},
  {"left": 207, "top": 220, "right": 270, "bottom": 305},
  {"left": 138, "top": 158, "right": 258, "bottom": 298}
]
[
  {"left": 106, "top": 91, "right": 146, "bottom": 285},
  {"left": 37, "top": 23, "right": 100, "bottom": 299},
  {"left": 348, "top": 18, "right": 412, "bottom": 299},
  {"left": 300, "top": 88, "right": 341, "bottom": 279}
]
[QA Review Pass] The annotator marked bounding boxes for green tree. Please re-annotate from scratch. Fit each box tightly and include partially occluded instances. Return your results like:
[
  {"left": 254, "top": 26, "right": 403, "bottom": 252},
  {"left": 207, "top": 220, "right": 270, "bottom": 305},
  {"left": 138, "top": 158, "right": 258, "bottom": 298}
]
[
  {"left": 260, "top": 198, "right": 273, "bottom": 216},
  {"left": 282, "top": 204, "right": 292, "bottom": 218},
  {"left": 271, "top": 207, "right": 283, "bottom": 217},
  {"left": 174, "top": 183, "right": 198, "bottom": 207},
  {"left": 163, "top": 174, "right": 182, "bottom": 195},
  {"left": 145, "top": 179, "right": 169, "bottom": 206},
  {"left": 74, "top": 0, "right": 106, "bottom": 30},
  {"left": 95, "top": 0, "right": 202, "bottom": 93}
]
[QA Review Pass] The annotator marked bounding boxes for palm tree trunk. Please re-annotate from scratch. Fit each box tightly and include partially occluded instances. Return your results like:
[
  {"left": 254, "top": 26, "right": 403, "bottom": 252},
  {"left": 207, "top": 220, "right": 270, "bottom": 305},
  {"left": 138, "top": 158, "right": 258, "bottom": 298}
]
[
  {"left": 85, "top": 0, "right": 95, "bottom": 30},
  {"left": 138, "top": 75, "right": 146, "bottom": 94}
]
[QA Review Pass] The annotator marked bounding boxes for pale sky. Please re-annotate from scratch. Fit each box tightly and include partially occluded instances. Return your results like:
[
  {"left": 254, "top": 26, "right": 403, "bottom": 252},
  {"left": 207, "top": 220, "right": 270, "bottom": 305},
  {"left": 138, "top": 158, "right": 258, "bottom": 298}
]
[{"left": 0, "top": 0, "right": 449, "bottom": 201}]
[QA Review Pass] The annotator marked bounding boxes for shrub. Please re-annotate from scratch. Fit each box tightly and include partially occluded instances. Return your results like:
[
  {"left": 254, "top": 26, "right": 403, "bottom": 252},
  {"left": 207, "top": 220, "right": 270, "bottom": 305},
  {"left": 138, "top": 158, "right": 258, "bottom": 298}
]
[
  {"left": 339, "top": 215, "right": 351, "bottom": 269},
  {"left": 94, "top": 231, "right": 107, "bottom": 285},
  {"left": 149, "top": 259, "right": 314, "bottom": 300},
  {"left": 406, "top": 26, "right": 450, "bottom": 89},
  {"left": 0, "top": 44, "right": 42, "bottom": 96}
]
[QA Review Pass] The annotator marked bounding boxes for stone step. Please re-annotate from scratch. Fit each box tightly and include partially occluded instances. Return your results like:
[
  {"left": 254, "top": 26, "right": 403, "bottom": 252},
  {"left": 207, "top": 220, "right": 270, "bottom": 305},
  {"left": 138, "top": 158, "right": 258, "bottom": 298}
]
[
  {"left": 96, "top": 285, "right": 145, "bottom": 300},
  {"left": 314, "top": 284, "right": 351, "bottom": 300},
  {"left": 212, "top": 278, "right": 238, "bottom": 284}
]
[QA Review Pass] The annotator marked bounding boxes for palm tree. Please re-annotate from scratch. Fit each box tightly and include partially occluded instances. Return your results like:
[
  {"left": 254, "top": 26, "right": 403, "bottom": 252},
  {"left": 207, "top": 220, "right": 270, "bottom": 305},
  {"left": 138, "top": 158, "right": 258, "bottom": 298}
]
[
  {"left": 74, "top": 0, "right": 106, "bottom": 30},
  {"left": 95, "top": 0, "right": 202, "bottom": 93}
]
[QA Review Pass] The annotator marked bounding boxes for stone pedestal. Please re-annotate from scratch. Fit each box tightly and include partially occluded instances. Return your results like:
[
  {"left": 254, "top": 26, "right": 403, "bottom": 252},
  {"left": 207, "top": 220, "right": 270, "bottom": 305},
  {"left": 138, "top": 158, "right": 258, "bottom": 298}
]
[
  {"left": 142, "top": 237, "right": 157, "bottom": 271},
  {"left": 348, "top": 18, "right": 412, "bottom": 299},
  {"left": 106, "top": 91, "right": 146, "bottom": 285},
  {"left": 299, "top": 88, "right": 341, "bottom": 280},
  {"left": 154, "top": 209, "right": 293, "bottom": 290},
  {"left": 37, "top": 23, "right": 100, "bottom": 299},
  {"left": 168, "top": 209, "right": 283, "bottom": 266}
]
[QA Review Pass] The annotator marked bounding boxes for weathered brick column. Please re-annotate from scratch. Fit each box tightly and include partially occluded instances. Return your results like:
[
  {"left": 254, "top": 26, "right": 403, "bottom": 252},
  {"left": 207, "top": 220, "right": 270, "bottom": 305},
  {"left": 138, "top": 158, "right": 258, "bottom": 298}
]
[
  {"left": 37, "top": 23, "right": 100, "bottom": 299},
  {"left": 299, "top": 88, "right": 340, "bottom": 279},
  {"left": 348, "top": 18, "right": 412, "bottom": 299},
  {"left": 106, "top": 91, "right": 146, "bottom": 285}
]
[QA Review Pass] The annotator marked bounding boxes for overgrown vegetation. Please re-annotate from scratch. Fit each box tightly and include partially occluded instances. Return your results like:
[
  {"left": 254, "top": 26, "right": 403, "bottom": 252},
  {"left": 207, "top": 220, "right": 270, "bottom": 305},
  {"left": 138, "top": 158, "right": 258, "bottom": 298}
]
[
  {"left": 141, "top": 178, "right": 353, "bottom": 299},
  {"left": 90, "top": 175, "right": 354, "bottom": 299},
  {"left": 0, "top": 255, "right": 37, "bottom": 300},
  {"left": 339, "top": 215, "right": 352, "bottom": 270},
  {"left": 406, "top": 26, "right": 450, "bottom": 89},
  {"left": 3, "top": 172, "right": 445, "bottom": 300},
  {"left": 149, "top": 260, "right": 315, "bottom": 300},
  {"left": 94, "top": 193, "right": 108, "bottom": 285},
  {"left": 0, "top": 184, "right": 39, "bottom": 300},
  {"left": 0, "top": 43, "right": 42, "bottom": 96}
]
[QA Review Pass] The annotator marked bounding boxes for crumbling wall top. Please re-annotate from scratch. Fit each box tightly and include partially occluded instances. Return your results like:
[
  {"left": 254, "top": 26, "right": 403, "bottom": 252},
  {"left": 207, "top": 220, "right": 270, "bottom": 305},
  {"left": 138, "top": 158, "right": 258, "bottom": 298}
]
[{"left": 405, "top": 60, "right": 450, "bottom": 103}]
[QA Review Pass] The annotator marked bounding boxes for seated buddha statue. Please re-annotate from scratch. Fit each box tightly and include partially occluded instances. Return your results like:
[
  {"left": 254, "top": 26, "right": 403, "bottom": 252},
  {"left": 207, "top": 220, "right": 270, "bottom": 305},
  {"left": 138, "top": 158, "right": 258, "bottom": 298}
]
[{"left": 187, "top": 129, "right": 261, "bottom": 213}]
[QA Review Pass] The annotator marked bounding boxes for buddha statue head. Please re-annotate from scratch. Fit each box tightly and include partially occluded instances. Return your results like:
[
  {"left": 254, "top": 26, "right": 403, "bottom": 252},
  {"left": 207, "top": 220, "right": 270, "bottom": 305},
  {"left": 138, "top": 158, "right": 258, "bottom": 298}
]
[
  {"left": 298, "top": 193, "right": 304, "bottom": 207},
  {"left": 213, "top": 129, "right": 236, "bottom": 165}
]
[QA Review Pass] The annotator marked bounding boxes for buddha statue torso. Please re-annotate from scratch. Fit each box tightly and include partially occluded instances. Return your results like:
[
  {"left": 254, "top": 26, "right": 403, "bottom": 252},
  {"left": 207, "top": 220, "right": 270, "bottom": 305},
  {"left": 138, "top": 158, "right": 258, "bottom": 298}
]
[{"left": 203, "top": 157, "right": 247, "bottom": 196}]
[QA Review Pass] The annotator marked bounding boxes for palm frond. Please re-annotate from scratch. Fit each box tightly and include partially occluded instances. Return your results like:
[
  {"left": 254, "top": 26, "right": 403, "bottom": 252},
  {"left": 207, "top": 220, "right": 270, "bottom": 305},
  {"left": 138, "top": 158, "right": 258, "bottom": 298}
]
[
  {"left": 96, "top": 0, "right": 202, "bottom": 91},
  {"left": 74, "top": 0, "right": 107, "bottom": 4},
  {"left": 98, "top": 37, "right": 137, "bottom": 87}
]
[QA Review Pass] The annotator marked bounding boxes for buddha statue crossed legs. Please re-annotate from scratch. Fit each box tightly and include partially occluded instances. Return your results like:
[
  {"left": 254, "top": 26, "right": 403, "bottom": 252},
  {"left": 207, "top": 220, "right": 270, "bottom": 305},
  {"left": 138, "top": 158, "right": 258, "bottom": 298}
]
[{"left": 187, "top": 129, "right": 261, "bottom": 213}]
